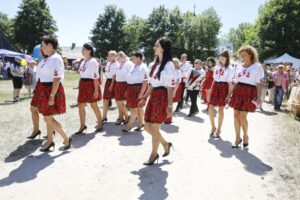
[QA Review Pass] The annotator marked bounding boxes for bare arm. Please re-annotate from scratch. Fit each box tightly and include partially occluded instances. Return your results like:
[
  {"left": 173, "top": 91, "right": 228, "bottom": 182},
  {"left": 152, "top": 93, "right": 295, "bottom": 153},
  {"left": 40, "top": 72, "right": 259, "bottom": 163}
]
[{"left": 48, "top": 78, "right": 60, "bottom": 105}]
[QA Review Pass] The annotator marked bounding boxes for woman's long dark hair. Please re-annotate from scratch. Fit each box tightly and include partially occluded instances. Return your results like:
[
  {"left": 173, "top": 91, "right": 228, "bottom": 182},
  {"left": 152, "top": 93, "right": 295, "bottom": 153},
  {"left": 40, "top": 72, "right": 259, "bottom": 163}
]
[
  {"left": 155, "top": 37, "right": 172, "bottom": 80},
  {"left": 219, "top": 51, "right": 230, "bottom": 68},
  {"left": 83, "top": 43, "right": 95, "bottom": 57}
]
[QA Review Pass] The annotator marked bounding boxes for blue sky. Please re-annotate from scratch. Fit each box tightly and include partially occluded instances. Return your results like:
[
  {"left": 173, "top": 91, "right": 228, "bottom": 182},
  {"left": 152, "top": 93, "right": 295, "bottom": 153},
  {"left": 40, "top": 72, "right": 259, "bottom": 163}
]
[{"left": 1, "top": 0, "right": 266, "bottom": 46}]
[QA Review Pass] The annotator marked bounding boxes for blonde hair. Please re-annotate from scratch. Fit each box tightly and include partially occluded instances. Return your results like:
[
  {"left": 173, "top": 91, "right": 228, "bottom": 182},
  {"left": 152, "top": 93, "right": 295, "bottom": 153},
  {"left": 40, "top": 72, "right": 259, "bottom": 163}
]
[
  {"left": 117, "top": 51, "right": 126, "bottom": 58},
  {"left": 108, "top": 50, "right": 117, "bottom": 57},
  {"left": 172, "top": 58, "right": 180, "bottom": 69},
  {"left": 238, "top": 45, "right": 259, "bottom": 64}
]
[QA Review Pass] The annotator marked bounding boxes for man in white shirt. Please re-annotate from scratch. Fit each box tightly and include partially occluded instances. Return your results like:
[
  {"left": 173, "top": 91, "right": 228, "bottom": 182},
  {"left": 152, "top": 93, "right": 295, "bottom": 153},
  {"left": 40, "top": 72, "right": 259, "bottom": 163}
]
[{"left": 175, "top": 53, "right": 192, "bottom": 112}]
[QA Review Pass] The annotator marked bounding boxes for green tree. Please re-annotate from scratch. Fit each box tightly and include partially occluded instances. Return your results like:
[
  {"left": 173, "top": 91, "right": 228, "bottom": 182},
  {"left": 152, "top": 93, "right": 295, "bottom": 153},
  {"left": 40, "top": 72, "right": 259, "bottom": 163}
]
[
  {"left": 166, "top": 7, "right": 185, "bottom": 58},
  {"left": 228, "top": 23, "right": 257, "bottom": 52},
  {"left": 256, "top": 0, "right": 300, "bottom": 59},
  {"left": 123, "top": 16, "right": 145, "bottom": 54},
  {"left": 0, "top": 12, "right": 15, "bottom": 42},
  {"left": 14, "top": 0, "right": 57, "bottom": 53},
  {"left": 140, "top": 6, "right": 170, "bottom": 60},
  {"left": 91, "top": 5, "right": 126, "bottom": 58},
  {"left": 184, "top": 8, "right": 222, "bottom": 60}
]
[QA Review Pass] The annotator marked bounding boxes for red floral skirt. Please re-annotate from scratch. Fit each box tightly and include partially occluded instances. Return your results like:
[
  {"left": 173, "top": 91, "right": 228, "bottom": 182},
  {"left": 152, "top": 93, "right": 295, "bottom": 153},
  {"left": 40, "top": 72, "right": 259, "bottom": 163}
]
[
  {"left": 103, "top": 79, "right": 114, "bottom": 99},
  {"left": 114, "top": 81, "right": 127, "bottom": 101},
  {"left": 38, "top": 82, "right": 66, "bottom": 115},
  {"left": 126, "top": 83, "right": 142, "bottom": 108},
  {"left": 77, "top": 79, "right": 102, "bottom": 103},
  {"left": 201, "top": 78, "right": 214, "bottom": 104},
  {"left": 173, "top": 83, "right": 183, "bottom": 102},
  {"left": 30, "top": 80, "right": 42, "bottom": 107},
  {"left": 209, "top": 82, "right": 229, "bottom": 107},
  {"left": 229, "top": 82, "right": 257, "bottom": 112},
  {"left": 144, "top": 87, "right": 167, "bottom": 123}
]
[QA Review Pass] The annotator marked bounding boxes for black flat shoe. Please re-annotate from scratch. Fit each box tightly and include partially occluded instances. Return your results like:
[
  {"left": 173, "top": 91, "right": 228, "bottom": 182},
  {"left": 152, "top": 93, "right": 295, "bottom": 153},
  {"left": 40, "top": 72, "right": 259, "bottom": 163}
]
[
  {"left": 74, "top": 125, "right": 87, "bottom": 134},
  {"left": 27, "top": 130, "right": 41, "bottom": 139},
  {"left": 40, "top": 142, "right": 55, "bottom": 152},
  {"left": 232, "top": 138, "right": 242, "bottom": 148},
  {"left": 134, "top": 124, "right": 144, "bottom": 131},
  {"left": 43, "top": 131, "right": 56, "bottom": 139},
  {"left": 143, "top": 154, "right": 159, "bottom": 166},
  {"left": 102, "top": 118, "right": 108, "bottom": 122},
  {"left": 162, "top": 143, "right": 173, "bottom": 157},
  {"left": 63, "top": 138, "right": 72, "bottom": 151}
]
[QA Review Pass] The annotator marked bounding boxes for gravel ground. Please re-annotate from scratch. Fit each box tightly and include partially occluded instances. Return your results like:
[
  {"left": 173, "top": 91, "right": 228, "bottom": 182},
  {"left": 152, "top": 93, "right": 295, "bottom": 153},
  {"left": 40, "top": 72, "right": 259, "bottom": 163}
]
[{"left": 0, "top": 71, "right": 299, "bottom": 200}]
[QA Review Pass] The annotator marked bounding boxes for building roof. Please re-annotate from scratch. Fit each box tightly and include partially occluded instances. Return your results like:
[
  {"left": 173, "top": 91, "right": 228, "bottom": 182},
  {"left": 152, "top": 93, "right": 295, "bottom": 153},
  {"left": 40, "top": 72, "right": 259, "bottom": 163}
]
[
  {"left": 0, "top": 30, "right": 20, "bottom": 52},
  {"left": 61, "top": 46, "right": 83, "bottom": 60}
]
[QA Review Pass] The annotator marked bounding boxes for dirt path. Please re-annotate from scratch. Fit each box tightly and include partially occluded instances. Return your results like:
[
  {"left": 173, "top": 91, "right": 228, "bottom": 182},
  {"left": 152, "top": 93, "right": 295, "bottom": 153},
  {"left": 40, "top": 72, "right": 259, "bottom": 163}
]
[{"left": 0, "top": 76, "right": 298, "bottom": 199}]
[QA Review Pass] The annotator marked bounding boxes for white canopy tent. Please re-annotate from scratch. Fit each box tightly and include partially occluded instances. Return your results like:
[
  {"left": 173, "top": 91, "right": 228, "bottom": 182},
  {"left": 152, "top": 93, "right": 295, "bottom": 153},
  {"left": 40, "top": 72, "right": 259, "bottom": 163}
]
[{"left": 264, "top": 53, "right": 300, "bottom": 69}]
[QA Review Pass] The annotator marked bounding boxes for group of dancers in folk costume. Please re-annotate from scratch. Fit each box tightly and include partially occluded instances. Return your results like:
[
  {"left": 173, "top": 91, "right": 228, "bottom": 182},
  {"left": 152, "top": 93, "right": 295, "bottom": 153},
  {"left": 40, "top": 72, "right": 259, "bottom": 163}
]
[{"left": 26, "top": 35, "right": 264, "bottom": 165}]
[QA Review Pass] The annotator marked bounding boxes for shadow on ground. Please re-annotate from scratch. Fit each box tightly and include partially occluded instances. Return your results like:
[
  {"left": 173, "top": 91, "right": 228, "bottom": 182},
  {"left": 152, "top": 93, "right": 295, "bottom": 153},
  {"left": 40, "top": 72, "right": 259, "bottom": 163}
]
[
  {"left": 0, "top": 152, "right": 69, "bottom": 187},
  {"left": 131, "top": 160, "right": 171, "bottom": 200},
  {"left": 4, "top": 139, "right": 44, "bottom": 163},
  {"left": 208, "top": 138, "right": 273, "bottom": 176}
]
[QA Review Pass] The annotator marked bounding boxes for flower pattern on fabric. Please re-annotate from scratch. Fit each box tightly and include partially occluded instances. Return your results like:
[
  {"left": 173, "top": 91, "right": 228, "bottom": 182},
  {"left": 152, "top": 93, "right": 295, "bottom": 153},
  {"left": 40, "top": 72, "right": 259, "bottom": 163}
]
[
  {"left": 144, "top": 88, "right": 168, "bottom": 123},
  {"left": 114, "top": 82, "right": 127, "bottom": 101},
  {"left": 77, "top": 79, "right": 102, "bottom": 103},
  {"left": 229, "top": 83, "right": 257, "bottom": 112},
  {"left": 38, "top": 83, "right": 66, "bottom": 115},
  {"left": 209, "top": 82, "right": 229, "bottom": 107}
]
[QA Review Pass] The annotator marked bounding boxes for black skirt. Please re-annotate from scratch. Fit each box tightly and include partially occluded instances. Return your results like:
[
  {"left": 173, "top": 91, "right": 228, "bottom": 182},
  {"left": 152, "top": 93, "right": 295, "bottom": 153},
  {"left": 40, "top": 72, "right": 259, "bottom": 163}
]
[{"left": 12, "top": 76, "right": 23, "bottom": 89}]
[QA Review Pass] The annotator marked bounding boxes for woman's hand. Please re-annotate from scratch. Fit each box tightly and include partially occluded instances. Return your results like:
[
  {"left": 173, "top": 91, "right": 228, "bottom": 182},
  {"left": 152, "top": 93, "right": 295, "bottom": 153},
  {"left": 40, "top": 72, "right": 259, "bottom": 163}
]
[
  {"left": 48, "top": 95, "right": 55, "bottom": 106},
  {"left": 166, "top": 105, "right": 173, "bottom": 118},
  {"left": 109, "top": 85, "right": 113, "bottom": 92},
  {"left": 93, "top": 91, "right": 98, "bottom": 98},
  {"left": 138, "top": 97, "right": 146, "bottom": 108}
]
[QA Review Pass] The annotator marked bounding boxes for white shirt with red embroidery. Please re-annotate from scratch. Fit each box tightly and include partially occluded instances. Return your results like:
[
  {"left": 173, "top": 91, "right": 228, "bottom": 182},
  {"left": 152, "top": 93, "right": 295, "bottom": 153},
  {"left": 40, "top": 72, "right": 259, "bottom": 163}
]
[
  {"left": 149, "top": 61, "right": 176, "bottom": 88},
  {"left": 116, "top": 61, "right": 134, "bottom": 82},
  {"left": 105, "top": 61, "right": 118, "bottom": 79},
  {"left": 39, "top": 53, "right": 64, "bottom": 82},
  {"left": 180, "top": 62, "right": 192, "bottom": 83},
  {"left": 213, "top": 65, "right": 234, "bottom": 82},
  {"left": 127, "top": 63, "right": 148, "bottom": 84},
  {"left": 79, "top": 58, "right": 99, "bottom": 79},
  {"left": 175, "top": 69, "right": 181, "bottom": 84},
  {"left": 233, "top": 63, "right": 264, "bottom": 86},
  {"left": 35, "top": 58, "right": 44, "bottom": 81}
]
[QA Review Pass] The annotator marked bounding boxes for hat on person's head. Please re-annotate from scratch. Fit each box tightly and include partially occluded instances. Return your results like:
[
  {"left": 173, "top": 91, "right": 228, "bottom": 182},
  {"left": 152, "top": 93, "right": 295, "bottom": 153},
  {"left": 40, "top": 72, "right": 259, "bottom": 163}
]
[{"left": 277, "top": 64, "right": 284, "bottom": 68}]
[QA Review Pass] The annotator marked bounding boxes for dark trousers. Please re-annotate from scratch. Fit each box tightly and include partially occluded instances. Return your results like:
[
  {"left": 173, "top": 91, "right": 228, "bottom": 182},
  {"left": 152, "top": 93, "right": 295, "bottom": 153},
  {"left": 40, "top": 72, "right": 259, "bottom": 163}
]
[
  {"left": 274, "top": 86, "right": 284, "bottom": 109},
  {"left": 175, "top": 82, "right": 186, "bottom": 111},
  {"left": 188, "top": 90, "right": 199, "bottom": 114}
]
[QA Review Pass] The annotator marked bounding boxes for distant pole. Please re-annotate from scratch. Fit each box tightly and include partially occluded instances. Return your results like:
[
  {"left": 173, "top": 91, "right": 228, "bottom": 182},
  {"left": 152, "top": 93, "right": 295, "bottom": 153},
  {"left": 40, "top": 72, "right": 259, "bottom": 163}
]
[{"left": 193, "top": 3, "right": 196, "bottom": 16}]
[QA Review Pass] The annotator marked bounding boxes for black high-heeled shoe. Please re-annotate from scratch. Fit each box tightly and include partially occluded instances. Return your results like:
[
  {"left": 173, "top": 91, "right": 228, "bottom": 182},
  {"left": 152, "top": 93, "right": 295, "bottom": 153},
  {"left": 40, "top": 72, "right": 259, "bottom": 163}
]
[
  {"left": 134, "top": 124, "right": 144, "bottom": 131},
  {"left": 162, "top": 143, "right": 174, "bottom": 157},
  {"left": 232, "top": 138, "right": 242, "bottom": 148},
  {"left": 115, "top": 119, "right": 123, "bottom": 125},
  {"left": 27, "top": 130, "right": 41, "bottom": 139},
  {"left": 43, "top": 131, "right": 56, "bottom": 139},
  {"left": 143, "top": 154, "right": 159, "bottom": 166},
  {"left": 74, "top": 125, "right": 87, "bottom": 134},
  {"left": 122, "top": 127, "right": 132, "bottom": 133},
  {"left": 63, "top": 137, "right": 72, "bottom": 151},
  {"left": 40, "top": 142, "right": 55, "bottom": 152},
  {"left": 95, "top": 126, "right": 104, "bottom": 133},
  {"left": 243, "top": 136, "right": 249, "bottom": 148}
]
